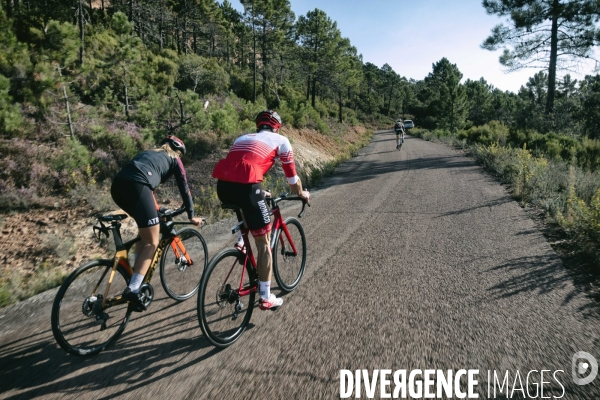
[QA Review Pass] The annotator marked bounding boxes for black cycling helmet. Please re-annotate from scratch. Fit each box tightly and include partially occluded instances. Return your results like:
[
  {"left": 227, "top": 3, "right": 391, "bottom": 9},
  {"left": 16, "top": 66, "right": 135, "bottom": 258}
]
[
  {"left": 161, "top": 135, "right": 186, "bottom": 155},
  {"left": 255, "top": 110, "right": 282, "bottom": 131}
]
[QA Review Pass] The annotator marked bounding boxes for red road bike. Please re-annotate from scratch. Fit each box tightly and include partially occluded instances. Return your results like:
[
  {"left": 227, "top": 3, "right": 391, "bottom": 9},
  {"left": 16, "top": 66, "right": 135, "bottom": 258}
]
[{"left": 197, "top": 194, "right": 309, "bottom": 348}]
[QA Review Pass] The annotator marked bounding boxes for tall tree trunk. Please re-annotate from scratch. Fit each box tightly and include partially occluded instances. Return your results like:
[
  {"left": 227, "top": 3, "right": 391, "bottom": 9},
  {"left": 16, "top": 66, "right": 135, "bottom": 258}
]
[
  {"left": 159, "top": 12, "right": 163, "bottom": 51},
  {"left": 128, "top": 0, "right": 133, "bottom": 34},
  {"left": 306, "top": 76, "right": 310, "bottom": 101},
  {"left": 6, "top": 0, "right": 11, "bottom": 18},
  {"left": 123, "top": 68, "right": 130, "bottom": 121},
  {"left": 78, "top": 0, "right": 84, "bottom": 66},
  {"left": 137, "top": 7, "right": 141, "bottom": 40},
  {"left": 193, "top": 25, "right": 197, "bottom": 54},
  {"left": 338, "top": 93, "right": 343, "bottom": 123},
  {"left": 252, "top": 10, "right": 257, "bottom": 103},
  {"left": 261, "top": 21, "right": 266, "bottom": 99},
  {"left": 546, "top": 0, "right": 559, "bottom": 114},
  {"left": 226, "top": 35, "right": 229, "bottom": 64},
  {"left": 56, "top": 66, "right": 75, "bottom": 137},
  {"left": 387, "top": 81, "right": 395, "bottom": 116},
  {"left": 240, "top": 32, "right": 245, "bottom": 68},
  {"left": 183, "top": 13, "right": 188, "bottom": 54},
  {"left": 176, "top": 17, "right": 181, "bottom": 54},
  {"left": 311, "top": 76, "right": 316, "bottom": 108}
]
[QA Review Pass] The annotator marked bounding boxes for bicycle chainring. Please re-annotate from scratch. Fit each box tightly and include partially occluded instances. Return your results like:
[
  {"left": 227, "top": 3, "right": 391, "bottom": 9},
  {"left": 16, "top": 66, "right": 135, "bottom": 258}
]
[{"left": 82, "top": 297, "right": 95, "bottom": 317}]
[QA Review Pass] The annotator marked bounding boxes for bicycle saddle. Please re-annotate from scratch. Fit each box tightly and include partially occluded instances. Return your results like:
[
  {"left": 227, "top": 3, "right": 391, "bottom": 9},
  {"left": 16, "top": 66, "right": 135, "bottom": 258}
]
[
  {"left": 221, "top": 204, "right": 241, "bottom": 211},
  {"left": 98, "top": 214, "right": 128, "bottom": 222}
]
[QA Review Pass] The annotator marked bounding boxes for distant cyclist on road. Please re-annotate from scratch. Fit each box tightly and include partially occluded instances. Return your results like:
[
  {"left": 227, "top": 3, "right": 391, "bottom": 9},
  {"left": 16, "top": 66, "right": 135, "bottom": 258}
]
[
  {"left": 111, "top": 136, "right": 203, "bottom": 311},
  {"left": 394, "top": 120, "right": 405, "bottom": 150},
  {"left": 212, "top": 110, "right": 310, "bottom": 310}
]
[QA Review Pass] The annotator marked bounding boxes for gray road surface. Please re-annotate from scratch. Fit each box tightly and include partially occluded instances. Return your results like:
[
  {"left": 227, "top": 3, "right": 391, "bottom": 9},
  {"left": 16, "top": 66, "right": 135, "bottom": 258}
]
[{"left": 1, "top": 131, "right": 599, "bottom": 399}]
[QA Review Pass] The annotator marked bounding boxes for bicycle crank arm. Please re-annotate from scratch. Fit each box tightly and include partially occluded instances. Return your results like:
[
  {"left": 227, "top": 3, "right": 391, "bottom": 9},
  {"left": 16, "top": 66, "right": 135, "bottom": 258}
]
[{"left": 104, "top": 296, "right": 127, "bottom": 308}]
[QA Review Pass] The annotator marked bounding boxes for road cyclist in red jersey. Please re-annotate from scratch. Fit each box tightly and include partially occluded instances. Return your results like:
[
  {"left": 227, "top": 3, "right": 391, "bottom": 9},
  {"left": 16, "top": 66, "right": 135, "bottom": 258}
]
[{"left": 212, "top": 110, "right": 310, "bottom": 310}]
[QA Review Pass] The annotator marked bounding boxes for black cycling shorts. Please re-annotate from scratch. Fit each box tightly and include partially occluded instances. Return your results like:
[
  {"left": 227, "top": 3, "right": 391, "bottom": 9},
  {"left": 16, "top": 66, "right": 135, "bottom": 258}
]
[
  {"left": 216, "top": 180, "right": 271, "bottom": 236},
  {"left": 111, "top": 177, "right": 159, "bottom": 228}
]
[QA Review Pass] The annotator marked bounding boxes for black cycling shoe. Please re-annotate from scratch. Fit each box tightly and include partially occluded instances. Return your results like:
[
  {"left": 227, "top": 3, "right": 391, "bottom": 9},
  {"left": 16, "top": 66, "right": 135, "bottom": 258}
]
[{"left": 122, "top": 288, "right": 147, "bottom": 312}]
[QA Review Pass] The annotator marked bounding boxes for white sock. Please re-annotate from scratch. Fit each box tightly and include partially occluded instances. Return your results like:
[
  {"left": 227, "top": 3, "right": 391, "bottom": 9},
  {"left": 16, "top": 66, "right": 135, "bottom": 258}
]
[
  {"left": 129, "top": 273, "right": 144, "bottom": 293},
  {"left": 259, "top": 280, "right": 271, "bottom": 300}
]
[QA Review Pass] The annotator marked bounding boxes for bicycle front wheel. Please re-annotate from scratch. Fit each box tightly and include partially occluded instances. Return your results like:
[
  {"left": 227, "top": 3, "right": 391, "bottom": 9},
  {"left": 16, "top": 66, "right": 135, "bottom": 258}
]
[
  {"left": 160, "top": 228, "right": 208, "bottom": 301},
  {"left": 273, "top": 217, "right": 306, "bottom": 293},
  {"left": 197, "top": 248, "right": 256, "bottom": 348},
  {"left": 51, "top": 260, "right": 131, "bottom": 356}
]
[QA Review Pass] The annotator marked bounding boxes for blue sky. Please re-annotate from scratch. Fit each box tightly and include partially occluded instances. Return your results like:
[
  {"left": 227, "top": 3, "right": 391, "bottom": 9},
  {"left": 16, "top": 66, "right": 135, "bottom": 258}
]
[{"left": 224, "top": 0, "right": 599, "bottom": 93}]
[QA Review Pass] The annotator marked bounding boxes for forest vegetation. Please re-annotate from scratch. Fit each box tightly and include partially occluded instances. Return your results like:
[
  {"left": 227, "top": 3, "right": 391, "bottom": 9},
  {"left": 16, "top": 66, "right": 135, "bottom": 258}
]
[{"left": 1, "top": 0, "right": 600, "bottom": 305}]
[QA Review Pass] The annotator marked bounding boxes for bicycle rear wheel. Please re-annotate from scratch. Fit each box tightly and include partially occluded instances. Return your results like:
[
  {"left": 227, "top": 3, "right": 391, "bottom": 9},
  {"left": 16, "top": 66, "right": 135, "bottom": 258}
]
[
  {"left": 273, "top": 217, "right": 306, "bottom": 293},
  {"left": 197, "top": 248, "right": 256, "bottom": 348},
  {"left": 160, "top": 228, "right": 208, "bottom": 301},
  {"left": 51, "top": 260, "right": 131, "bottom": 356}
]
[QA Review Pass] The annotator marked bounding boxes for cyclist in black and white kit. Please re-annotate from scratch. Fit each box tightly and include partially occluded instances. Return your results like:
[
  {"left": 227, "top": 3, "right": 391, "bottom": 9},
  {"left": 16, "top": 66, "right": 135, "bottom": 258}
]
[
  {"left": 394, "top": 121, "right": 404, "bottom": 149},
  {"left": 111, "top": 135, "right": 203, "bottom": 311}
]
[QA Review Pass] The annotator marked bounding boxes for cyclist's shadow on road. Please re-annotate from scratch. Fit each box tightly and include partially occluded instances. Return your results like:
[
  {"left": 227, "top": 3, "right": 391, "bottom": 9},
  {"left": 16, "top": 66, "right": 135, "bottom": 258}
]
[{"left": 0, "top": 296, "right": 236, "bottom": 400}]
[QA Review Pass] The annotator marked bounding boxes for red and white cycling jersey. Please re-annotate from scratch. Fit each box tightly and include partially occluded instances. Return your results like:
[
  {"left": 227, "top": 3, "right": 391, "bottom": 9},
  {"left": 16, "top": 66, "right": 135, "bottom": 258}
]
[{"left": 212, "top": 130, "right": 298, "bottom": 184}]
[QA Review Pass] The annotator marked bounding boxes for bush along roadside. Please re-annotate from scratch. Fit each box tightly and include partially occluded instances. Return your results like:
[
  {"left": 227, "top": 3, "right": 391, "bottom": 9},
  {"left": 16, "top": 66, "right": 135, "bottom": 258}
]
[{"left": 410, "top": 124, "right": 600, "bottom": 270}]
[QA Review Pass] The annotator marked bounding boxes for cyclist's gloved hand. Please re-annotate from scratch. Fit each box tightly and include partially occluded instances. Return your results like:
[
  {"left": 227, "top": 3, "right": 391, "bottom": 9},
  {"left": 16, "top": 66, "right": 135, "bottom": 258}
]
[{"left": 189, "top": 216, "right": 204, "bottom": 226}]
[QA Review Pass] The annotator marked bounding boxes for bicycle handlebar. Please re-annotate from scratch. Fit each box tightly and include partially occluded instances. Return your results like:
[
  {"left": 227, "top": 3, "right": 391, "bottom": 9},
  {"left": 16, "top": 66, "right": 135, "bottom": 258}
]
[
  {"left": 269, "top": 193, "right": 310, "bottom": 218},
  {"left": 159, "top": 206, "right": 207, "bottom": 226}
]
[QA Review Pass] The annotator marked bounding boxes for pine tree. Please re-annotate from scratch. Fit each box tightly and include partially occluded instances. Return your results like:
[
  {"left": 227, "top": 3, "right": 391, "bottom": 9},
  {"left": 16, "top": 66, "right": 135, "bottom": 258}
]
[{"left": 482, "top": 0, "right": 600, "bottom": 114}]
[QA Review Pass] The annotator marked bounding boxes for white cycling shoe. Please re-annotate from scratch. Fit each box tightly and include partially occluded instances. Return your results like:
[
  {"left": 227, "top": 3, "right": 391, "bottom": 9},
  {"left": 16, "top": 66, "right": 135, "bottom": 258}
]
[{"left": 259, "top": 293, "right": 283, "bottom": 311}]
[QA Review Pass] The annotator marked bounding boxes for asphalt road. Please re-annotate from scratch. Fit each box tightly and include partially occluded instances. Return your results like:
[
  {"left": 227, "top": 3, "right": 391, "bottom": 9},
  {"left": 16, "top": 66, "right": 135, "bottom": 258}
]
[{"left": 1, "top": 131, "right": 599, "bottom": 399}]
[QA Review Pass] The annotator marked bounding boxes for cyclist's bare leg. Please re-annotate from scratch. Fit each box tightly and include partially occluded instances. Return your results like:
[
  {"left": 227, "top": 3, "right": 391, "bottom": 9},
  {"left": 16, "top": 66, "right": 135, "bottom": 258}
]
[
  {"left": 254, "top": 232, "right": 272, "bottom": 283},
  {"left": 129, "top": 225, "right": 160, "bottom": 291}
]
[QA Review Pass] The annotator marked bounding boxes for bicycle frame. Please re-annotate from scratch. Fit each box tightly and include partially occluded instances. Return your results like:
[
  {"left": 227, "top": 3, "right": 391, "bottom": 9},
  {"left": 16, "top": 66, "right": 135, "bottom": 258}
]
[
  {"left": 226, "top": 198, "right": 301, "bottom": 299},
  {"left": 97, "top": 218, "right": 193, "bottom": 309}
]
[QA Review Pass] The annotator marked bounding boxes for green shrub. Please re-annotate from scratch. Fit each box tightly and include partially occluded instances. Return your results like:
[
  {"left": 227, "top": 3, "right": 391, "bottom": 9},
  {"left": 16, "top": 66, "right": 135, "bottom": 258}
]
[
  {"left": 462, "top": 121, "right": 509, "bottom": 146},
  {"left": 0, "top": 75, "right": 22, "bottom": 136},
  {"left": 51, "top": 138, "right": 92, "bottom": 175}
]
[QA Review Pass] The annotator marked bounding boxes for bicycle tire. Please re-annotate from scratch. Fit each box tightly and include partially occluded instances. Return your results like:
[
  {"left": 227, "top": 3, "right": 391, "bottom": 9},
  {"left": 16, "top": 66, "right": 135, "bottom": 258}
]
[
  {"left": 51, "top": 259, "right": 131, "bottom": 356},
  {"left": 273, "top": 217, "right": 306, "bottom": 293},
  {"left": 160, "top": 228, "right": 208, "bottom": 301},
  {"left": 197, "top": 248, "right": 256, "bottom": 348}
]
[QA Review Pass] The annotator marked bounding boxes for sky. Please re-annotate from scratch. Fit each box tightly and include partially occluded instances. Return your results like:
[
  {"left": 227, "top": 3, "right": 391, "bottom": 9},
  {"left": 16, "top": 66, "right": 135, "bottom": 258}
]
[{"left": 224, "top": 0, "right": 600, "bottom": 93}]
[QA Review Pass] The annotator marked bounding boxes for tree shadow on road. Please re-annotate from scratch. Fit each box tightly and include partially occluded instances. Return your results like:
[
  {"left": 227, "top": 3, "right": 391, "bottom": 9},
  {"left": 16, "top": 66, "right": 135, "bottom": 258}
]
[
  {"left": 436, "top": 197, "right": 513, "bottom": 218},
  {"left": 487, "top": 253, "right": 600, "bottom": 318},
  {"left": 0, "top": 298, "right": 225, "bottom": 400}
]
